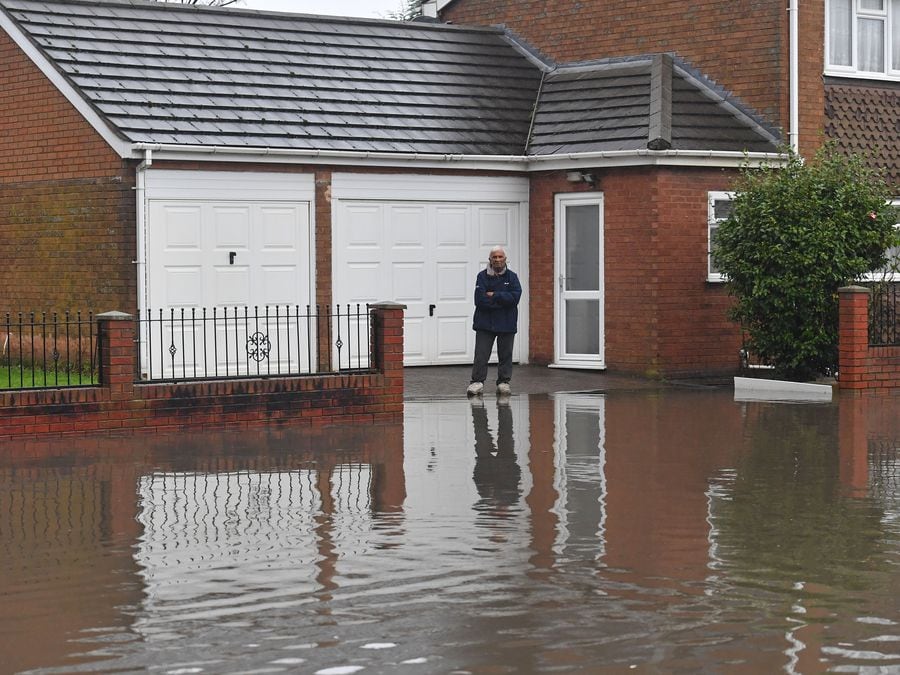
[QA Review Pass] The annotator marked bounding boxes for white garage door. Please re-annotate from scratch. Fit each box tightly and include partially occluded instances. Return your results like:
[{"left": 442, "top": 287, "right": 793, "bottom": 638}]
[
  {"left": 332, "top": 174, "right": 529, "bottom": 367},
  {"left": 142, "top": 170, "right": 315, "bottom": 378}
]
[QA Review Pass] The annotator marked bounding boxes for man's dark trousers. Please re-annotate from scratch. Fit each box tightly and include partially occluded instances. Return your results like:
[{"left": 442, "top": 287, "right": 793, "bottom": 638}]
[{"left": 471, "top": 330, "right": 515, "bottom": 385}]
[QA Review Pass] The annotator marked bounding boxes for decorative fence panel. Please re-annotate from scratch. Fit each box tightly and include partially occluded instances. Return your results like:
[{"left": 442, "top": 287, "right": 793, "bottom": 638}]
[
  {"left": 0, "top": 303, "right": 406, "bottom": 438},
  {"left": 869, "top": 283, "right": 899, "bottom": 347},
  {"left": 138, "top": 305, "right": 371, "bottom": 382},
  {"left": 1, "top": 312, "right": 97, "bottom": 389}
]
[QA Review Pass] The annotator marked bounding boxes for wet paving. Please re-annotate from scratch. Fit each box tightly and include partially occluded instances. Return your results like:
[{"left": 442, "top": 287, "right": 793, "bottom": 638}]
[{"left": 1, "top": 389, "right": 899, "bottom": 674}]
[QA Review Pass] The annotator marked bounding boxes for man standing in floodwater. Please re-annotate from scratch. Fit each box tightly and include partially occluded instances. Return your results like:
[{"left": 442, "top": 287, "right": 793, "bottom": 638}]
[{"left": 467, "top": 246, "right": 522, "bottom": 397}]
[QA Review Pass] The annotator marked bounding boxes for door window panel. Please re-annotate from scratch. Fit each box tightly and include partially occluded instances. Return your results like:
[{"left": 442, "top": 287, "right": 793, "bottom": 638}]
[
  {"left": 565, "top": 300, "right": 601, "bottom": 354},
  {"left": 565, "top": 205, "right": 601, "bottom": 291}
]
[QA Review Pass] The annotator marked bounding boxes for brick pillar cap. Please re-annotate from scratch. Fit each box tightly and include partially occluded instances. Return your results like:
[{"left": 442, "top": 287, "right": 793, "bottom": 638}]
[
  {"left": 96, "top": 311, "right": 133, "bottom": 320},
  {"left": 838, "top": 285, "right": 872, "bottom": 295},
  {"left": 370, "top": 301, "right": 408, "bottom": 309}
]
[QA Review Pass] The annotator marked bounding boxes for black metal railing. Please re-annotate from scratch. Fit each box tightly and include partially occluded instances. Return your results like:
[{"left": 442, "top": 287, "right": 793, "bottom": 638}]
[
  {"left": 1, "top": 312, "right": 98, "bottom": 389},
  {"left": 138, "top": 304, "right": 372, "bottom": 382},
  {"left": 870, "top": 283, "right": 900, "bottom": 346}
]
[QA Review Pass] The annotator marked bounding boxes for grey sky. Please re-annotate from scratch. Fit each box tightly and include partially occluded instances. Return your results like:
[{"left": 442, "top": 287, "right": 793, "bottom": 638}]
[{"left": 238, "top": 0, "right": 406, "bottom": 19}]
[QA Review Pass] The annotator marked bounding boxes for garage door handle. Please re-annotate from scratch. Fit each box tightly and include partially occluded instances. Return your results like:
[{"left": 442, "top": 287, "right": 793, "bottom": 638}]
[
  {"left": 429, "top": 304, "right": 436, "bottom": 317},
  {"left": 229, "top": 251, "right": 236, "bottom": 265}
]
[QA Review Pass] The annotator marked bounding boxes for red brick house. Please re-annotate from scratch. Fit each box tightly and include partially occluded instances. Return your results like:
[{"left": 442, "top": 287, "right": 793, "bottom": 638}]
[
  {"left": 0, "top": 0, "right": 784, "bottom": 379},
  {"left": 436, "top": 0, "right": 900, "bottom": 188},
  {"left": 434, "top": 0, "right": 900, "bottom": 374}
]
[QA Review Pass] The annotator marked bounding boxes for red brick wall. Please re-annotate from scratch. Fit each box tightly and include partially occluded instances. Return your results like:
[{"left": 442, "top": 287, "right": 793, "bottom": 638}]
[
  {"left": 528, "top": 166, "right": 741, "bottom": 377},
  {"left": 838, "top": 286, "right": 900, "bottom": 393},
  {"left": 0, "top": 305, "right": 405, "bottom": 439},
  {"left": 443, "top": 0, "right": 785, "bottom": 128},
  {"left": 796, "top": 0, "right": 827, "bottom": 157},
  {"left": 0, "top": 29, "right": 136, "bottom": 316},
  {"left": 654, "top": 168, "right": 743, "bottom": 376},
  {"left": 443, "top": 0, "right": 829, "bottom": 158}
]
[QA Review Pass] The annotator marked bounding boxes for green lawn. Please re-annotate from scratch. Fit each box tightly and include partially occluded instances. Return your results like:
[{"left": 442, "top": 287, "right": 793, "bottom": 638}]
[{"left": 0, "top": 366, "right": 97, "bottom": 389}]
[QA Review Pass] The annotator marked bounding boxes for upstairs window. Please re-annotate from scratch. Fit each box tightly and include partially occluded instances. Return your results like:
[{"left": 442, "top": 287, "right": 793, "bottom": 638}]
[{"left": 827, "top": 0, "right": 900, "bottom": 79}]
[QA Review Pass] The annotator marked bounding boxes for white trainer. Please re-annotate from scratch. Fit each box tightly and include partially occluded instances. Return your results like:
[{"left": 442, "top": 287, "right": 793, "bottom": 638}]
[
  {"left": 466, "top": 381, "right": 484, "bottom": 396},
  {"left": 496, "top": 382, "right": 511, "bottom": 395}
]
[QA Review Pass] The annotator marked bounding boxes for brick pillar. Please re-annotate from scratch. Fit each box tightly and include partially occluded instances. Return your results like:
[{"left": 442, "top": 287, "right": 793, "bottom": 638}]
[
  {"left": 838, "top": 286, "right": 871, "bottom": 390},
  {"left": 98, "top": 311, "right": 135, "bottom": 401},
  {"left": 370, "top": 302, "right": 406, "bottom": 412}
]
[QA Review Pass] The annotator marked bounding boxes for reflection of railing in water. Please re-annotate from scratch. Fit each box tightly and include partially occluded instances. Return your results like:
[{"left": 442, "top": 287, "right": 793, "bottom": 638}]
[
  {"left": 0, "top": 459, "right": 392, "bottom": 551},
  {"left": 134, "top": 465, "right": 381, "bottom": 604},
  {"left": 0, "top": 468, "right": 108, "bottom": 546},
  {"left": 869, "top": 438, "right": 900, "bottom": 494}
]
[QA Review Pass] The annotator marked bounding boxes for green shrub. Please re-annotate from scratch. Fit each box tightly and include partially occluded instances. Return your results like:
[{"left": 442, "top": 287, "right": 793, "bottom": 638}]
[{"left": 715, "top": 144, "right": 899, "bottom": 380}]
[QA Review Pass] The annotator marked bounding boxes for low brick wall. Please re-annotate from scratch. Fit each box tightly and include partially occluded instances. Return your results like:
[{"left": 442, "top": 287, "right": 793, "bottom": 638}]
[
  {"left": 0, "top": 303, "right": 405, "bottom": 439},
  {"left": 838, "top": 286, "right": 900, "bottom": 393}
]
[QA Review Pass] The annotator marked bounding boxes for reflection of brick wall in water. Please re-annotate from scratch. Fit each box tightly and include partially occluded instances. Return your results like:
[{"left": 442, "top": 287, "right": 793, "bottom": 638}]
[{"left": 0, "top": 423, "right": 404, "bottom": 673}]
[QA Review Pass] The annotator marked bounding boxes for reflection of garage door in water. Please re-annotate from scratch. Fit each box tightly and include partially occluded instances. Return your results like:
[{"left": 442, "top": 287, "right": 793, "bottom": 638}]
[
  {"left": 143, "top": 171, "right": 314, "bottom": 378},
  {"left": 332, "top": 174, "right": 529, "bottom": 367}
]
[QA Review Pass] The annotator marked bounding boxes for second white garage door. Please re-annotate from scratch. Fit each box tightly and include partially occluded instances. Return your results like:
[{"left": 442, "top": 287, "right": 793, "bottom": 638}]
[{"left": 332, "top": 174, "right": 529, "bottom": 366}]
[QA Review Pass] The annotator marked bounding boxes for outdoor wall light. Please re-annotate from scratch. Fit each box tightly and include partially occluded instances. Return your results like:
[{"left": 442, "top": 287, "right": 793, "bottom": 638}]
[{"left": 566, "top": 171, "right": 595, "bottom": 185}]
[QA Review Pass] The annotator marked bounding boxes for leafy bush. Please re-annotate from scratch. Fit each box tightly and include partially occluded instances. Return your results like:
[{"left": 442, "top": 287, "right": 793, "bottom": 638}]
[{"left": 715, "top": 144, "right": 899, "bottom": 380}]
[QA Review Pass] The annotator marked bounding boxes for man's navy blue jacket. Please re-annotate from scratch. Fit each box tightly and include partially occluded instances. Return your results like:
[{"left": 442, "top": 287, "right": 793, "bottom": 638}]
[{"left": 472, "top": 267, "right": 522, "bottom": 334}]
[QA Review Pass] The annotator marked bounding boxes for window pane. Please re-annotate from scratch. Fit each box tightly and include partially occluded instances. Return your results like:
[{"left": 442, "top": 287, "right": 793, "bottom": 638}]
[
  {"left": 565, "top": 204, "right": 600, "bottom": 291},
  {"left": 709, "top": 224, "right": 721, "bottom": 275},
  {"left": 829, "top": 0, "right": 853, "bottom": 66},
  {"left": 858, "top": 18, "right": 885, "bottom": 71},
  {"left": 713, "top": 199, "right": 734, "bottom": 220},
  {"left": 860, "top": 0, "right": 884, "bottom": 10},
  {"left": 892, "top": 0, "right": 900, "bottom": 69},
  {"left": 565, "top": 300, "right": 600, "bottom": 354}
]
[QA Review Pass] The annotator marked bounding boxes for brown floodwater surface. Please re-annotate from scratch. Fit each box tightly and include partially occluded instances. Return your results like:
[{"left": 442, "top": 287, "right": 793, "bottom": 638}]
[{"left": 0, "top": 389, "right": 898, "bottom": 674}]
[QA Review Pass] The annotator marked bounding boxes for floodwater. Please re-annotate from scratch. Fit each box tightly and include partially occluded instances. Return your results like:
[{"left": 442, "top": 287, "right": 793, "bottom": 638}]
[{"left": 1, "top": 390, "right": 899, "bottom": 674}]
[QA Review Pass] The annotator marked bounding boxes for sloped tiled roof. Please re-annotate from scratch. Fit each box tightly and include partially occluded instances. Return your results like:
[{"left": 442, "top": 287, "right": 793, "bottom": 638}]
[
  {"left": 0, "top": 0, "right": 541, "bottom": 154},
  {"left": 530, "top": 55, "right": 780, "bottom": 156},
  {"left": 825, "top": 82, "right": 900, "bottom": 188},
  {"left": 0, "top": 0, "right": 780, "bottom": 159}
]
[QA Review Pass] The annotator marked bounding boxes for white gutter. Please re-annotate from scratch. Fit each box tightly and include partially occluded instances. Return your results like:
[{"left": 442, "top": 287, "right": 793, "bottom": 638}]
[
  {"left": 133, "top": 148, "right": 153, "bottom": 379},
  {"left": 788, "top": 0, "right": 800, "bottom": 153},
  {"left": 134, "top": 148, "right": 152, "bottom": 326},
  {"left": 131, "top": 142, "right": 785, "bottom": 170}
]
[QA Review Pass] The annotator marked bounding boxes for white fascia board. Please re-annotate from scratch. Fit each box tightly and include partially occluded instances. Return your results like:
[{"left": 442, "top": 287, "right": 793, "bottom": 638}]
[
  {"left": 0, "top": 10, "right": 132, "bottom": 158},
  {"left": 131, "top": 143, "right": 529, "bottom": 172},
  {"left": 527, "top": 149, "right": 788, "bottom": 170},
  {"left": 132, "top": 143, "right": 787, "bottom": 171}
]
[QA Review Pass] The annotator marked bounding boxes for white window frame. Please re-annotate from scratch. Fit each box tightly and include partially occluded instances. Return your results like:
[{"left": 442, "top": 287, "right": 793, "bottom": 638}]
[
  {"left": 708, "top": 191, "right": 734, "bottom": 283},
  {"left": 862, "top": 198, "right": 900, "bottom": 281},
  {"left": 825, "top": 0, "right": 900, "bottom": 80}
]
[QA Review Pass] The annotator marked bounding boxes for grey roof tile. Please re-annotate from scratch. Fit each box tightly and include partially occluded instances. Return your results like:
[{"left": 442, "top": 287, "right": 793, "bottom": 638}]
[
  {"left": 2, "top": 0, "right": 540, "bottom": 154},
  {"left": 529, "top": 56, "right": 779, "bottom": 156}
]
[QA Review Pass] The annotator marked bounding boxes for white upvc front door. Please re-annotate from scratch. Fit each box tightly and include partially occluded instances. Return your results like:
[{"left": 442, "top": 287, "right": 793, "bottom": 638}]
[{"left": 554, "top": 193, "right": 605, "bottom": 369}]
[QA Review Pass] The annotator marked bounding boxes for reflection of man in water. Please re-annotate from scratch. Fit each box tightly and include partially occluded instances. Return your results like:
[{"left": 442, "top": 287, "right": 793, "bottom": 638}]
[{"left": 471, "top": 398, "right": 521, "bottom": 506}]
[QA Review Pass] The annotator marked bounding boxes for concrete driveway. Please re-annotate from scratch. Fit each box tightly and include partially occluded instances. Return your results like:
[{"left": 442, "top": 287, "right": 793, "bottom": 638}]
[{"left": 403, "top": 364, "right": 672, "bottom": 398}]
